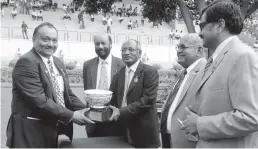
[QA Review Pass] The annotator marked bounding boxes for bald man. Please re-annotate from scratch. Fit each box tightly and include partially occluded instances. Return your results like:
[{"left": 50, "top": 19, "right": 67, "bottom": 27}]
[
  {"left": 160, "top": 33, "right": 207, "bottom": 148},
  {"left": 108, "top": 39, "right": 161, "bottom": 148},
  {"left": 83, "top": 33, "right": 125, "bottom": 137}
]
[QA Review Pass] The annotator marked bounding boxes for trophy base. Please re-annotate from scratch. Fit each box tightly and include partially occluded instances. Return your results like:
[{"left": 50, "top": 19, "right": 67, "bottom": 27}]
[{"left": 84, "top": 107, "right": 112, "bottom": 122}]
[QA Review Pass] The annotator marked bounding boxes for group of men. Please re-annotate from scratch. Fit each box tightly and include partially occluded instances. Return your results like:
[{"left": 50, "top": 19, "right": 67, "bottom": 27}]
[{"left": 6, "top": 0, "right": 258, "bottom": 148}]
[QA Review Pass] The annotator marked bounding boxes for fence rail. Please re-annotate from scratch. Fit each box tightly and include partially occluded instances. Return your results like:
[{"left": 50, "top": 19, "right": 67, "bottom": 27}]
[{"left": 1, "top": 26, "right": 176, "bottom": 45}]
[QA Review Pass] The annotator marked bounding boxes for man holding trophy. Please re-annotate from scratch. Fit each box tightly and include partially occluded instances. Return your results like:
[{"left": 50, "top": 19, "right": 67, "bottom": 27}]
[
  {"left": 108, "top": 39, "right": 161, "bottom": 148},
  {"left": 6, "top": 22, "right": 94, "bottom": 148}
]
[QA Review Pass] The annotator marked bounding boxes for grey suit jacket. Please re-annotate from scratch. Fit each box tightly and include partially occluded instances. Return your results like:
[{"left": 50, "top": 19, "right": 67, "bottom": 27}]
[
  {"left": 196, "top": 37, "right": 258, "bottom": 148},
  {"left": 164, "top": 58, "right": 206, "bottom": 148},
  {"left": 83, "top": 56, "right": 125, "bottom": 90}
]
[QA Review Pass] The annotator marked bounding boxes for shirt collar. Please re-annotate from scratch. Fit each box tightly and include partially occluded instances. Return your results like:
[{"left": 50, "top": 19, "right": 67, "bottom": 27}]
[
  {"left": 99, "top": 54, "right": 112, "bottom": 65},
  {"left": 37, "top": 52, "right": 53, "bottom": 64},
  {"left": 126, "top": 60, "right": 140, "bottom": 73},
  {"left": 212, "top": 36, "right": 237, "bottom": 60},
  {"left": 186, "top": 58, "right": 203, "bottom": 74}
]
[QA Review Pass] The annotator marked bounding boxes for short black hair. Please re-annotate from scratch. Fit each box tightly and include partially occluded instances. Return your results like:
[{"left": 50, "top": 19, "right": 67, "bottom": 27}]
[
  {"left": 200, "top": 0, "right": 243, "bottom": 35},
  {"left": 32, "top": 22, "right": 58, "bottom": 39}
]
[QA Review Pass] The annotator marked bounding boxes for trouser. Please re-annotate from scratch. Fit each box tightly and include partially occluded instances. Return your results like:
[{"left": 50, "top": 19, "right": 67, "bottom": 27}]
[
  {"left": 161, "top": 132, "right": 171, "bottom": 148},
  {"left": 7, "top": 116, "right": 59, "bottom": 148},
  {"left": 25, "top": 7, "right": 29, "bottom": 15},
  {"left": 107, "top": 26, "right": 111, "bottom": 33},
  {"left": 22, "top": 30, "right": 28, "bottom": 39}
]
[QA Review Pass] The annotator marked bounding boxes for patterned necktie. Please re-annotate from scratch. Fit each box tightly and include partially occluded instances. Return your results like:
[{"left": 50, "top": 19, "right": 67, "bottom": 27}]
[
  {"left": 121, "top": 69, "right": 133, "bottom": 107},
  {"left": 47, "top": 59, "right": 65, "bottom": 107},
  {"left": 203, "top": 57, "right": 213, "bottom": 78},
  {"left": 98, "top": 61, "right": 109, "bottom": 90},
  {"left": 160, "top": 70, "right": 187, "bottom": 134}
]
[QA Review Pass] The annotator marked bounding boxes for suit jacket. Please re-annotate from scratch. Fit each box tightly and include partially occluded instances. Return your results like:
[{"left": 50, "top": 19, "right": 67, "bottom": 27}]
[
  {"left": 6, "top": 48, "right": 86, "bottom": 148},
  {"left": 195, "top": 37, "right": 258, "bottom": 148},
  {"left": 162, "top": 58, "right": 206, "bottom": 148},
  {"left": 110, "top": 62, "right": 161, "bottom": 148},
  {"left": 83, "top": 56, "right": 125, "bottom": 90}
]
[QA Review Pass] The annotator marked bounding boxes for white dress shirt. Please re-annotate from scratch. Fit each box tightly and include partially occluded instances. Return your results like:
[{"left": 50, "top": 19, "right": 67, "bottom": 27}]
[
  {"left": 96, "top": 54, "right": 112, "bottom": 89},
  {"left": 38, "top": 54, "right": 64, "bottom": 93},
  {"left": 212, "top": 36, "right": 237, "bottom": 60},
  {"left": 121, "top": 60, "right": 140, "bottom": 107},
  {"left": 167, "top": 58, "right": 203, "bottom": 133}
]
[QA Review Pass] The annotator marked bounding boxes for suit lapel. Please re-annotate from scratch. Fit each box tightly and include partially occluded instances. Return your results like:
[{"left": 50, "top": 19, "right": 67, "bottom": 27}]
[
  {"left": 53, "top": 57, "right": 66, "bottom": 85},
  {"left": 196, "top": 39, "right": 233, "bottom": 92},
  {"left": 175, "top": 73, "right": 195, "bottom": 108},
  {"left": 53, "top": 57, "right": 70, "bottom": 104},
  {"left": 174, "top": 59, "right": 205, "bottom": 110},
  {"left": 127, "top": 62, "right": 144, "bottom": 95},
  {"left": 32, "top": 49, "right": 57, "bottom": 102},
  {"left": 118, "top": 68, "right": 126, "bottom": 107},
  {"left": 91, "top": 58, "right": 98, "bottom": 89},
  {"left": 111, "top": 56, "right": 119, "bottom": 81}
]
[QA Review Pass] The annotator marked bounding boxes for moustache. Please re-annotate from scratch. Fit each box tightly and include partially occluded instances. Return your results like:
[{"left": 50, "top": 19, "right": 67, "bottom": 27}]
[{"left": 44, "top": 46, "right": 55, "bottom": 49}]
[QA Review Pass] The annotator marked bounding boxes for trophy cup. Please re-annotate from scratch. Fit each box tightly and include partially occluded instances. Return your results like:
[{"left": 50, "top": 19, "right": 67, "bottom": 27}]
[{"left": 84, "top": 89, "right": 113, "bottom": 122}]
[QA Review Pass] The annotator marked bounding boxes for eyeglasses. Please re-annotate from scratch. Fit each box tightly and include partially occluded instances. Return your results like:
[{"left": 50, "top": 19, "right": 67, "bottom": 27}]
[
  {"left": 176, "top": 44, "right": 201, "bottom": 52},
  {"left": 121, "top": 47, "right": 138, "bottom": 53},
  {"left": 199, "top": 21, "right": 210, "bottom": 31}
]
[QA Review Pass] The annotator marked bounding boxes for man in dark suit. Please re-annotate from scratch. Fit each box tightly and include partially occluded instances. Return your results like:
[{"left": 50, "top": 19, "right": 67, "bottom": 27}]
[
  {"left": 6, "top": 22, "right": 94, "bottom": 148},
  {"left": 83, "top": 33, "right": 125, "bottom": 137},
  {"left": 108, "top": 39, "right": 161, "bottom": 148},
  {"left": 160, "top": 33, "right": 206, "bottom": 148}
]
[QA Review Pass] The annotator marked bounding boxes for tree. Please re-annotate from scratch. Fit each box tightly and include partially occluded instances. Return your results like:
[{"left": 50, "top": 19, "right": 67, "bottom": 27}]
[
  {"left": 179, "top": 0, "right": 258, "bottom": 33},
  {"left": 84, "top": 0, "right": 99, "bottom": 14},
  {"left": 99, "top": 0, "right": 116, "bottom": 15},
  {"left": 79, "top": 0, "right": 115, "bottom": 15},
  {"left": 141, "top": 0, "right": 177, "bottom": 25},
  {"left": 141, "top": 0, "right": 258, "bottom": 33}
]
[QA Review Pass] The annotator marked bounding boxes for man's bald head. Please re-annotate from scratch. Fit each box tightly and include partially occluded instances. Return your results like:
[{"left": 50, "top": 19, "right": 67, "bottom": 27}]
[
  {"left": 179, "top": 33, "right": 203, "bottom": 47},
  {"left": 177, "top": 33, "right": 205, "bottom": 68},
  {"left": 93, "top": 33, "right": 112, "bottom": 60},
  {"left": 93, "top": 33, "right": 112, "bottom": 45}
]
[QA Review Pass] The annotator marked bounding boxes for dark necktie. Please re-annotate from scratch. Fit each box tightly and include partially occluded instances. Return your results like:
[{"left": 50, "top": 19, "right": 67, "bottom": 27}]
[
  {"left": 47, "top": 59, "right": 65, "bottom": 107},
  {"left": 160, "top": 70, "right": 187, "bottom": 135},
  {"left": 203, "top": 57, "right": 213, "bottom": 78}
]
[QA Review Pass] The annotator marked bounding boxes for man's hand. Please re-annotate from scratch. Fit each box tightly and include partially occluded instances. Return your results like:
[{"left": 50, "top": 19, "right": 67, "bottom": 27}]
[
  {"left": 71, "top": 108, "right": 95, "bottom": 125},
  {"left": 181, "top": 107, "right": 199, "bottom": 135},
  {"left": 109, "top": 105, "right": 120, "bottom": 121}
]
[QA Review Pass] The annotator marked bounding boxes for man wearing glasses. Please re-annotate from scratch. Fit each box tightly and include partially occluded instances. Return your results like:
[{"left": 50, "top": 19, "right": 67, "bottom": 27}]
[
  {"left": 181, "top": 1, "right": 258, "bottom": 148},
  {"left": 108, "top": 39, "right": 161, "bottom": 148},
  {"left": 160, "top": 33, "right": 206, "bottom": 148}
]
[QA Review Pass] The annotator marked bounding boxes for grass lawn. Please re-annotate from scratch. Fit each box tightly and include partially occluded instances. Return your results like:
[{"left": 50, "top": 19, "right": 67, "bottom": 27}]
[{"left": 1, "top": 86, "right": 88, "bottom": 148}]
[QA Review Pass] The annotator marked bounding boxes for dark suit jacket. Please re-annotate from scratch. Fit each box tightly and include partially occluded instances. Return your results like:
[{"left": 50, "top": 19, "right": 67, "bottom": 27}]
[
  {"left": 6, "top": 48, "right": 86, "bottom": 148},
  {"left": 110, "top": 62, "right": 161, "bottom": 148},
  {"left": 83, "top": 56, "right": 125, "bottom": 90},
  {"left": 83, "top": 56, "right": 125, "bottom": 137}
]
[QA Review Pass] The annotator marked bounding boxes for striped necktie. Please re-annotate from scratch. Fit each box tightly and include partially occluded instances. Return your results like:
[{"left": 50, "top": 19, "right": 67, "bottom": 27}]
[
  {"left": 47, "top": 59, "right": 65, "bottom": 107},
  {"left": 98, "top": 61, "right": 109, "bottom": 90},
  {"left": 203, "top": 57, "right": 213, "bottom": 78}
]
